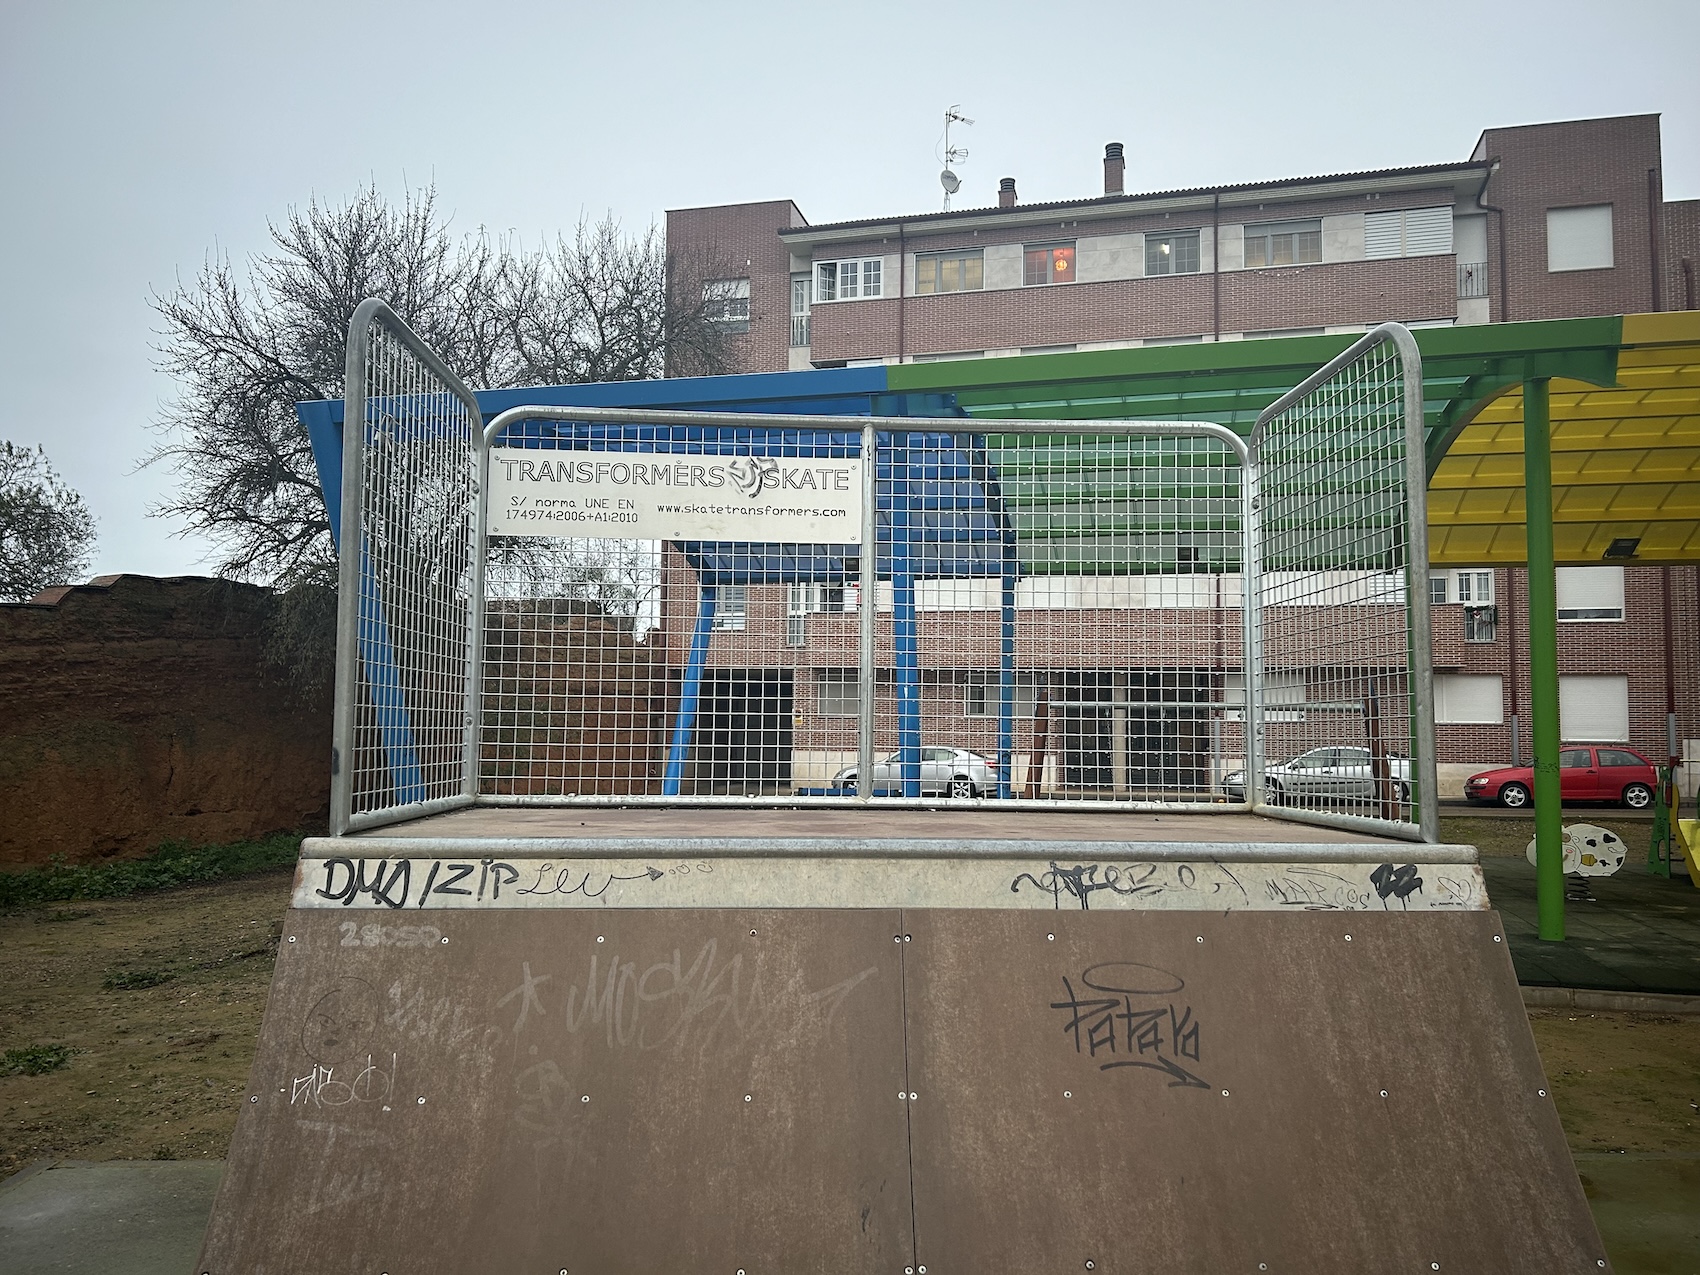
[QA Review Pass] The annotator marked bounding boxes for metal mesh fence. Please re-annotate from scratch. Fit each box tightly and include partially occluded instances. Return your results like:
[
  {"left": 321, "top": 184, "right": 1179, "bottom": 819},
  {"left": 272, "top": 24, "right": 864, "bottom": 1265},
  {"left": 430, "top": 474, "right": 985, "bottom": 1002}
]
[
  {"left": 1248, "top": 325, "right": 1436, "bottom": 839},
  {"left": 332, "top": 303, "right": 484, "bottom": 832},
  {"left": 475, "top": 415, "right": 1252, "bottom": 809}
]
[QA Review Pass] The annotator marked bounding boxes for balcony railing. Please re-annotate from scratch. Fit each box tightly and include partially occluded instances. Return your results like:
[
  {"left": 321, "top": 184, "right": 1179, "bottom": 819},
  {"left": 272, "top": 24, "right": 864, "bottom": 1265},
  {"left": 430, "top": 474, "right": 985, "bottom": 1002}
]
[
  {"left": 1457, "top": 261, "right": 1489, "bottom": 300},
  {"left": 790, "top": 315, "right": 810, "bottom": 347}
]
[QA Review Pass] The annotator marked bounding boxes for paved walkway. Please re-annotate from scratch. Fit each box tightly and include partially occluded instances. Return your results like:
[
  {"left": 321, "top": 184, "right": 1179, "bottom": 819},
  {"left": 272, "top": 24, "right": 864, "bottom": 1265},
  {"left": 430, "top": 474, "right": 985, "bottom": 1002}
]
[
  {"left": 1482, "top": 856, "right": 1700, "bottom": 995},
  {"left": 0, "top": 1159, "right": 222, "bottom": 1275}
]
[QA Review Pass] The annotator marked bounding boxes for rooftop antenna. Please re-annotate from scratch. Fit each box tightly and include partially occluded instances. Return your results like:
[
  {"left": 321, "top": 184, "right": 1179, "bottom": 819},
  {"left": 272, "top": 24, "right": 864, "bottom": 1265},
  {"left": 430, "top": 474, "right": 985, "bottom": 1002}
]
[{"left": 938, "top": 105, "right": 973, "bottom": 210}]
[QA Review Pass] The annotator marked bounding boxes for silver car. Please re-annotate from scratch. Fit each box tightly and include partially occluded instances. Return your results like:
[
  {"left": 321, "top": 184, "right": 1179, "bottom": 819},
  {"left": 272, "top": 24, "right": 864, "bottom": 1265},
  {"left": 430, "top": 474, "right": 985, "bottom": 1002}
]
[
  {"left": 1224, "top": 747, "right": 1411, "bottom": 804},
  {"left": 832, "top": 747, "right": 1000, "bottom": 798}
]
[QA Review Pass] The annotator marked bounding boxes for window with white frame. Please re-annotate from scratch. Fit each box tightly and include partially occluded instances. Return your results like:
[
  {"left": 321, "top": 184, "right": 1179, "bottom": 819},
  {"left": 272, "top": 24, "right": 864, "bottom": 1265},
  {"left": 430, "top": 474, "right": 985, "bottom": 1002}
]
[
  {"left": 786, "top": 583, "right": 851, "bottom": 646},
  {"left": 1220, "top": 671, "right": 1306, "bottom": 721},
  {"left": 1560, "top": 674, "right": 1630, "bottom": 742},
  {"left": 1547, "top": 205, "right": 1614, "bottom": 273},
  {"left": 1434, "top": 674, "right": 1503, "bottom": 724},
  {"left": 1145, "top": 231, "right": 1200, "bottom": 275},
  {"left": 702, "top": 278, "right": 750, "bottom": 332},
  {"left": 1557, "top": 566, "right": 1624, "bottom": 621},
  {"left": 816, "top": 257, "right": 883, "bottom": 301},
  {"left": 1023, "top": 243, "right": 1077, "bottom": 286},
  {"left": 710, "top": 584, "right": 747, "bottom": 631},
  {"left": 1364, "top": 207, "right": 1454, "bottom": 258},
  {"left": 1243, "top": 220, "right": 1321, "bottom": 268},
  {"left": 965, "top": 672, "right": 1042, "bottom": 719},
  {"left": 915, "top": 249, "right": 984, "bottom": 294},
  {"left": 1431, "top": 569, "right": 1495, "bottom": 604},
  {"left": 817, "top": 669, "right": 860, "bottom": 717}
]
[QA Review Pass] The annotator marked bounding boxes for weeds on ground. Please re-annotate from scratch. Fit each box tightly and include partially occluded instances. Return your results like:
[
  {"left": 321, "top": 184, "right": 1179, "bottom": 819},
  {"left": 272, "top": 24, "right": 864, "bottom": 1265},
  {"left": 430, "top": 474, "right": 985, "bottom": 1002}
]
[
  {"left": 0, "top": 1044, "right": 75, "bottom": 1076},
  {"left": 0, "top": 832, "right": 303, "bottom": 910}
]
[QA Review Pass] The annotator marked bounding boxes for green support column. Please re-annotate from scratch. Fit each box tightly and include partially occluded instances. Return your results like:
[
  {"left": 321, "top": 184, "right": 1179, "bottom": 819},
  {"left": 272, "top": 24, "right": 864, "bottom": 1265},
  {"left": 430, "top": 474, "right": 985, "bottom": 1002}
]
[{"left": 1524, "top": 377, "right": 1565, "bottom": 942}]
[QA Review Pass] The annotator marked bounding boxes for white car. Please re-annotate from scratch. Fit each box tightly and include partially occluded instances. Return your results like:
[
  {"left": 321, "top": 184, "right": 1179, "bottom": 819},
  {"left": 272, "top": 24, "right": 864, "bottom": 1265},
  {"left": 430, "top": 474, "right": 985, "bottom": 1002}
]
[
  {"left": 832, "top": 747, "right": 1001, "bottom": 798},
  {"left": 1224, "top": 747, "right": 1411, "bottom": 804}
]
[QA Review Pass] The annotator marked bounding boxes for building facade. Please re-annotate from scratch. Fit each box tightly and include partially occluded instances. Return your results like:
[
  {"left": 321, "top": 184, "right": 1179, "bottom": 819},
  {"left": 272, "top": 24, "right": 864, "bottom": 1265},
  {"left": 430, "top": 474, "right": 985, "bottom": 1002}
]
[{"left": 658, "top": 114, "right": 1700, "bottom": 797}]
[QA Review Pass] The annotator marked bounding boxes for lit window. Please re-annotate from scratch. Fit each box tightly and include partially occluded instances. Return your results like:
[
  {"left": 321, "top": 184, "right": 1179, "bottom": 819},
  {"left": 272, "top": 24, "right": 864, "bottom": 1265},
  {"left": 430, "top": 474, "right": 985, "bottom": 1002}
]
[
  {"left": 1145, "top": 232, "right": 1199, "bottom": 276},
  {"left": 710, "top": 585, "right": 747, "bottom": 631},
  {"left": 815, "top": 258, "right": 883, "bottom": 302},
  {"left": 1244, "top": 220, "right": 1321, "bottom": 268},
  {"left": 916, "top": 250, "right": 984, "bottom": 294},
  {"left": 701, "top": 279, "right": 750, "bottom": 332},
  {"left": 1023, "top": 243, "right": 1076, "bottom": 286}
]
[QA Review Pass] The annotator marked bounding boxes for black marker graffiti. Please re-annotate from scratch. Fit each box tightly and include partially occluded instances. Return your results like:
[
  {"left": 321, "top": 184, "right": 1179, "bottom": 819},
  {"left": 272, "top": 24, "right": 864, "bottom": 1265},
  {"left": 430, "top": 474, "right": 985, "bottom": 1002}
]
[
  {"left": 1010, "top": 861, "right": 1161, "bottom": 910},
  {"left": 1370, "top": 862, "right": 1424, "bottom": 909},
  {"left": 516, "top": 863, "right": 666, "bottom": 899},
  {"left": 1050, "top": 962, "right": 1207, "bottom": 1088}
]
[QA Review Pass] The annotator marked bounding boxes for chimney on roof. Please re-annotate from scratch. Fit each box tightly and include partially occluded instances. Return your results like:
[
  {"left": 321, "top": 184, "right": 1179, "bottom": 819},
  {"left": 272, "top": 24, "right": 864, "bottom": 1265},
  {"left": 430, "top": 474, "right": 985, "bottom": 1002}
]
[
  {"left": 1104, "top": 142, "right": 1125, "bottom": 196},
  {"left": 998, "top": 177, "right": 1017, "bottom": 208}
]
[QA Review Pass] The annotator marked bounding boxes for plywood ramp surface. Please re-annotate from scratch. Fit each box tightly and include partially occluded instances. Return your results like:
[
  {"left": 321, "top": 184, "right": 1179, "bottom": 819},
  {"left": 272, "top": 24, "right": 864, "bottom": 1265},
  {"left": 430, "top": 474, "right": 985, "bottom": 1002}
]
[{"left": 199, "top": 908, "right": 1606, "bottom": 1273}]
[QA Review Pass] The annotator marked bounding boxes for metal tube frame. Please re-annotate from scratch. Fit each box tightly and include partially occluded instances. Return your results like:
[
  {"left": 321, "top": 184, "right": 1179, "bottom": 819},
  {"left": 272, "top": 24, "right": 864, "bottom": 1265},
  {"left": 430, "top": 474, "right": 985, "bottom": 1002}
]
[
  {"left": 333, "top": 299, "right": 487, "bottom": 836},
  {"left": 1247, "top": 322, "right": 1438, "bottom": 845}
]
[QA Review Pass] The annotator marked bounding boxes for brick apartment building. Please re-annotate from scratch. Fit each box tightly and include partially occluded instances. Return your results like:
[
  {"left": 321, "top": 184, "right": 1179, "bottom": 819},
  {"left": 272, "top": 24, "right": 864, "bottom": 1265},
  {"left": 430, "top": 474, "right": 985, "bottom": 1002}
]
[{"left": 660, "top": 114, "right": 1700, "bottom": 797}]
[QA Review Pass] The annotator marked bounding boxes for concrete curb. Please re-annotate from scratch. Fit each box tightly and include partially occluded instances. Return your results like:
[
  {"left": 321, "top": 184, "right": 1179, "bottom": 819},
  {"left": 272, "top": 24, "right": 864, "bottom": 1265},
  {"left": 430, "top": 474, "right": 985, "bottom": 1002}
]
[{"left": 1521, "top": 986, "right": 1700, "bottom": 1015}]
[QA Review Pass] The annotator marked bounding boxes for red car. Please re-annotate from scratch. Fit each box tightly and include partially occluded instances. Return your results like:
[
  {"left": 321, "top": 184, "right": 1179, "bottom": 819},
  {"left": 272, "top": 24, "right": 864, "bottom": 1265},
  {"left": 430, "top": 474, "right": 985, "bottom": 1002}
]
[{"left": 1464, "top": 746, "right": 1658, "bottom": 809}]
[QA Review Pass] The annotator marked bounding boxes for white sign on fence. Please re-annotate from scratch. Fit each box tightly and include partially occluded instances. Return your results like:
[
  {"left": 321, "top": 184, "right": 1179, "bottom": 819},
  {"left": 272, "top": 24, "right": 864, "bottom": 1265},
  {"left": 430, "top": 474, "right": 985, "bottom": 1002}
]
[{"left": 487, "top": 448, "right": 863, "bottom": 543}]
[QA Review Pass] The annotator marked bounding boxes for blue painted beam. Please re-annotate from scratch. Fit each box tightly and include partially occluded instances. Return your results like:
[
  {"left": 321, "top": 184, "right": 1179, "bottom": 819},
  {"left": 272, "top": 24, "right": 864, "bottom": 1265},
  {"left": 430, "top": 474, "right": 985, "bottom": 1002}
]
[{"left": 663, "top": 587, "right": 718, "bottom": 796}]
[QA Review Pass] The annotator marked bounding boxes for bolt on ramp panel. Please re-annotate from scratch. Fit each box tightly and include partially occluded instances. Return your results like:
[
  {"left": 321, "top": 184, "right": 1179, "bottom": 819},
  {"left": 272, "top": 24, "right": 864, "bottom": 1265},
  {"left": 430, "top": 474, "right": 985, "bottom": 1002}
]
[
  {"left": 200, "top": 903, "right": 1605, "bottom": 1273},
  {"left": 196, "top": 908, "right": 911, "bottom": 1273}
]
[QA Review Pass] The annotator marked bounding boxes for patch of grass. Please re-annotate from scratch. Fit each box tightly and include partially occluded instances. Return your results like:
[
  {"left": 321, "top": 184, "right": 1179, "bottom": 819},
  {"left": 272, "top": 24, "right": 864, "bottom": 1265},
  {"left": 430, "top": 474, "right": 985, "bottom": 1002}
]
[
  {"left": 1441, "top": 815, "right": 1648, "bottom": 859},
  {"left": 101, "top": 968, "right": 176, "bottom": 992},
  {"left": 0, "top": 1044, "right": 74, "bottom": 1076},
  {"left": 0, "top": 832, "right": 303, "bottom": 910}
]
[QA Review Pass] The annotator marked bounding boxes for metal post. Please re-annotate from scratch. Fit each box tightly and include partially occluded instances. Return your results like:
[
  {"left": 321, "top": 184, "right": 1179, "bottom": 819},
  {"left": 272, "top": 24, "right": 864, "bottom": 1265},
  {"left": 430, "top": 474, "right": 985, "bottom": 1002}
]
[
  {"left": 464, "top": 434, "right": 490, "bottom": 801},
  {"left": 892, "top": 435, "right": 922, "bottom": 797},
  {"left": 857, "top": 425, "right": 878, "bottom": 801},
  {"left": 663, "top": 586, "right": 717, "bottom": 797},
  {"left": 1240, "top": 456, "right": 1264, "bottom": 810},
  {"left": 1524, "top": 378, "right": 1565, "bottom": 942},
  {"left": 999, "top": 559, "right": 1017, "bottom": 801}
]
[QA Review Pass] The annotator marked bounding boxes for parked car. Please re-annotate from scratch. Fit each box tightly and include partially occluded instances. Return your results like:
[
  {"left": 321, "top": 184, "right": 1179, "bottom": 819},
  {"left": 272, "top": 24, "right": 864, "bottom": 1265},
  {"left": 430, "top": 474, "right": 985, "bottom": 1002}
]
[
  {"left": 832, "top": 747, "right": 1001, "bottom": 798},
  {"left": 1464, "top": 746, "right": 1657, "bottom": 809},
  {"left": 1223, "top": 747, "right": 1412, "bottom": 804}
]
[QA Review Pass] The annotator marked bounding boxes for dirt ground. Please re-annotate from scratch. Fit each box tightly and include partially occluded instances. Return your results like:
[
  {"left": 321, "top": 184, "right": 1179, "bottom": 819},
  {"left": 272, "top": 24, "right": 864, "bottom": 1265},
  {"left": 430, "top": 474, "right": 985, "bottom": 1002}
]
[{"left": 2, "top": 864, "right": 1697, "bottom": 1175}]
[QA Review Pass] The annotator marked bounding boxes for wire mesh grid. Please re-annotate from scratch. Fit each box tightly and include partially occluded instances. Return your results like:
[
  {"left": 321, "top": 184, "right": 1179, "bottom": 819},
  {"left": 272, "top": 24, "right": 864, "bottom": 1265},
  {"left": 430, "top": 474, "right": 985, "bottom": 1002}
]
[
  {"left": 475, "top": 420, "right": 1250, "bottom": 808},
  {"left": 1250, "top": 334, "right": 1425, "bottom": 830},
  {"left": 338, "top": 311, "right": 482, "bottom": 827}
]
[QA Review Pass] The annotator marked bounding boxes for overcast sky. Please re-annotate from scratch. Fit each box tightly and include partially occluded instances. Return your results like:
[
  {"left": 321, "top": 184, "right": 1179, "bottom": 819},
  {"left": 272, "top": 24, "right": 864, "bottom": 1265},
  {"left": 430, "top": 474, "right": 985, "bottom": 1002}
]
[{"left": 2, "top": 0, "right": 1696, "bottom": 581}]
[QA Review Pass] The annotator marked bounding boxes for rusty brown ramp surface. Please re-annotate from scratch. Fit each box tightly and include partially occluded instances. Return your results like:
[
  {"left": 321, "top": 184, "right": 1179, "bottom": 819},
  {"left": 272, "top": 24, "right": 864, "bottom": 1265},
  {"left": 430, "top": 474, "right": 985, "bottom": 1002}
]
[
  {"left": 199, "top": 904, "right": 1606, "bottom": 1273},
  {"left": 904, "top": 909, "right": 1606, "bottom": 1274},
  {"left": 196, "top": 908, "right": 911, "bottom": 1274}
]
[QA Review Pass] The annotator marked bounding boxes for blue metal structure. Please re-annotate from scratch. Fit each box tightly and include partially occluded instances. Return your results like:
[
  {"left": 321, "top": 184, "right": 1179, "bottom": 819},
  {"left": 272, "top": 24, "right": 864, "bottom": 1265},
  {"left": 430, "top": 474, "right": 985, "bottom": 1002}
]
[{"left": 300, "top": 366, "right": 1025, "bottom": 802}]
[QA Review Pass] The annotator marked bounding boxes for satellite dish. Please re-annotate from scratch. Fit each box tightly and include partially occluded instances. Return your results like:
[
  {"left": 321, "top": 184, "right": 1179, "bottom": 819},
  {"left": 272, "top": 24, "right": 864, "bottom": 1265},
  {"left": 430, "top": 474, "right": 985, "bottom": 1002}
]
[{"left": 939, "top": 168, "right": 961, "bottom": 195}]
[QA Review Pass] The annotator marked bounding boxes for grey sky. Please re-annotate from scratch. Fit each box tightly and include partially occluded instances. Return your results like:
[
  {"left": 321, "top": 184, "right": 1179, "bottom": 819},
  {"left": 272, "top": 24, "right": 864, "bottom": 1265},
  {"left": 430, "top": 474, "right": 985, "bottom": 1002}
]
[{"left": 2, "top": 0, "right": 1696, "bottom": 581}]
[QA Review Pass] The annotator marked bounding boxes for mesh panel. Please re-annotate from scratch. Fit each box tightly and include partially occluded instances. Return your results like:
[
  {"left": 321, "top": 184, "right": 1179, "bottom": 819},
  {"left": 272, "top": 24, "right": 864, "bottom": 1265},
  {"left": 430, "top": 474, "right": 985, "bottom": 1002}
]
[
  {"left": 341, "top": 313, "right": 481, "bottom": 825},
  {"left": 477, "top": 420, "right": 1249, "bottom": 808},
  {"left": 1251, "top": 334, "right": 1426, "bottom": 832}
]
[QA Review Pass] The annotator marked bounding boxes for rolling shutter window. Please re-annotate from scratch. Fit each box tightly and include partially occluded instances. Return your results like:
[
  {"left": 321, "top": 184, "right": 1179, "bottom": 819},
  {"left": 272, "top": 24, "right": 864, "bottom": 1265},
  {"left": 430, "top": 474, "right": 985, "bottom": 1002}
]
[
  {"left": 1547, "top": 205, "right": 1614, "bottom": 272},
  {"left": 1556, "top": 566, "right": 1624, "bottom": 620},
  {"left": 1559, "top": 675, "right": 1629, "bottom": 742},
  {"left": 1434, "top": 674, "right": 1503, "bottom": 724},
  {"left": 1364, "top": 207, "right": 1454, "bottom": 258}
]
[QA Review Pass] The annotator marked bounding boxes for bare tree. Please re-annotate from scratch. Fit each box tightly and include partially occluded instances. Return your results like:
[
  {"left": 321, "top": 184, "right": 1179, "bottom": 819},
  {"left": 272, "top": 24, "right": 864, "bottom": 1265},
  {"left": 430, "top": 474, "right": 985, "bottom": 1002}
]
[
  {"left": 148, "top": 186, "right": 738, "bottom": 693},
  {"left": 0, "top": 441, "right": 97, "bottom": 602}
]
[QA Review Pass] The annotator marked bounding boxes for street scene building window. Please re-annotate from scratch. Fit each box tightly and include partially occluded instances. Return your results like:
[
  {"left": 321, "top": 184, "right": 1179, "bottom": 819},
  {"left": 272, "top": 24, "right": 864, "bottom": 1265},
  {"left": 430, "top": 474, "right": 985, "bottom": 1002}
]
[
  {"left": 965, "top": 672, "right": 1042, "bottom": 718},
  {"left": 711, "top": 584, "right": 747, "bottom": 631},
  {"left": 817, "top": 669, "right": 859, "bottom": 717},
  {"left": 916, "top": 249, "right": 984, "bottom": 294},
  {"left": 1363, "top": 207, "right": 1454, "bottom": 258},
  {"left": 1243, "top": 220, "right": 1321, "bottom": 268},
  {"left": 1145, "top": 232, "right": 1200, "bottom": 276},
  {"left": 1547, "top": 205, "right": 1614, "bottom": 272},
  {"left": 1560, "top": 675, "right": 1630, "bottom": 742},
  {"left": 1556, "top": 566, "right": 1624, "bottom": 621},
  {"left": 790, "top": 275, "right": 811, "bottom": 346},
  {"left": 816, "top": 258, "right": 883, "bottom": 301},
  {"left": 702, "top": 278, "right": 750, "bottom": 332},
  {"left": 786, "top": 583, "right": 851, "bottom": 646},
  {"left": 1434, "top": 674, "right": 1504, "bottom": 724},
  {"left": 1023, "top": 243, "right": 1076, "bottom": 286}
]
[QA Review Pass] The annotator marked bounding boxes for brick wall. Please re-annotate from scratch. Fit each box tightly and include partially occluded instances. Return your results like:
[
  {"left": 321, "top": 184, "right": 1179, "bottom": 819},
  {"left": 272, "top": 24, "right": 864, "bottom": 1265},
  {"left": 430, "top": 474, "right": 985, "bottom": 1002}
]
[
  {"left": 0, "top": 575, "right": 330, "bottom": 867},
  {"left": 809, "top": 255, "right": 1455, "bottom": 360},
  {"left": 665, "top": 200, "right": 805, "bottom": 373},
  {"left": 1665, "top": 198, "right": 1700, "bottom": 311},
  {"left": 1475, "top": 115, "right": 1662, "bottom": 321}
]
